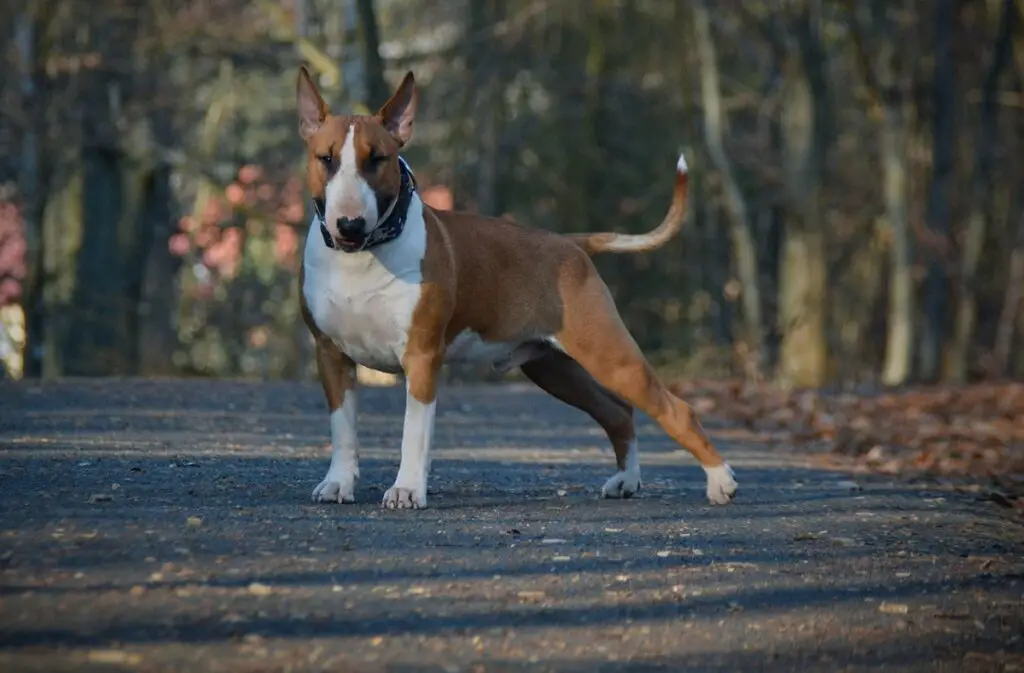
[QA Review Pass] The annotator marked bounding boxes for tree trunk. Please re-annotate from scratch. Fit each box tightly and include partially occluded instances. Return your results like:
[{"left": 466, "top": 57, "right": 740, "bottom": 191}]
[
  {"left": 992, "top": 211, "right": 1024, "bottom": 378},
  {"left": 878, "top": 104, "right": 914, "bottom": 387},
  {"left": 708, "top": 190, "right": 734, "bottom": 347},
  {"left": 847, "top": 1, "right": 916, "bottom": 387},
  {"left": 778, "top": 228, "right": 828, "bottom": 387},
  {"left": 837, "top": 218, "right": 887, "bottom": 383},
  {"left": 760, "top": 79, "right": 785, "bottom": 374},
  {"left": 41, "top": 164, "right": 85, "bottom": 378},
  {"left": 552, "top": 8, "right": 599, "bottom": 237},
  {"left": 340, "top": 0, "right": 367, "bottom": 109},
  {"left": 136, "top": 163, "right": 179, "bottom": 376},
  {"left": 16, "top": 10, "right": 46, "bottom": 378},
  {"left": 948, "top": 0, "right": 1015, "bottom": 382},
  {"left": 132, "top": 19, "right": 180, "bottom": 377},
  {"left": 692, "top": 0, "right": 764, "bottom": 369},
  {"left": 919, "top": 0, "right": 958, "bottom": 381},
  {"left": 468, "top": 0, "right": 504, "bottom": 217},
  {"left": 843, "top": 0, "right": 917, "bottom": 386},
  {"left": 65, "top": 145, "right": 132, "bottom": 375},
  {"left": 776, "top": 1, "right": 830, "bottom": 389},
  {"left": 355, "top": 0, "right": 389, "bottom": 109}
]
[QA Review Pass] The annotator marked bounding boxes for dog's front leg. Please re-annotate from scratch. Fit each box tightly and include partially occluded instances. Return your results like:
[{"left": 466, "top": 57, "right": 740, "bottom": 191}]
[
  {"left": 382, "top": 352, "right": 440, "bottom": 509},
  {"left": 311, "top": 340, "right": 360, "bottom": 503}
]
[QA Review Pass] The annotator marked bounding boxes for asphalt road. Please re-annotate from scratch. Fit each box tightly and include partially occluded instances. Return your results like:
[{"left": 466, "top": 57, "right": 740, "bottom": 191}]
[{"left": 0, "top": 379, "right": 1022, "bottom": 673}]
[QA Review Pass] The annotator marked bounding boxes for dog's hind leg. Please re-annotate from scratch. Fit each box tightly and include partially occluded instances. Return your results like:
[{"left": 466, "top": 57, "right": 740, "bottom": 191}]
[
  {"left": 521, "top": 347, "right": 641, "bottom": 498},
  {"left": 555, "top": 275, "right": 737, "bottom": 505}
]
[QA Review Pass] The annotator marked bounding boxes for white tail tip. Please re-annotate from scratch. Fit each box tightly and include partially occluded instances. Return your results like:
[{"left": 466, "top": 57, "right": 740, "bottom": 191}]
[{"left": 676, "top": 153, "right": 688, "bottom": 174}]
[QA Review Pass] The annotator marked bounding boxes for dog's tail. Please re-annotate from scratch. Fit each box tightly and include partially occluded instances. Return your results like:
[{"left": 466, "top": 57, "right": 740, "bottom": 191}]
[{"left": 569, "top": 154, "right": 690, "bottom": 256}]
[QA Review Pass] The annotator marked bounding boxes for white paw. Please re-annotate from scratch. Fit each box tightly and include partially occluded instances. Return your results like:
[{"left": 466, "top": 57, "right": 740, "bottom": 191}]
[
  {"left": 704, "top": 463, "right": 737, "bottom": 505},
  {"left": 311, "top": 471, "right": 357, "bottom": 503},
  {"left": 602, "top": 469, "right": 641, "bottom": 499},
  {"left": 382, "top": 485, "right": 427, "bottom": 510}
]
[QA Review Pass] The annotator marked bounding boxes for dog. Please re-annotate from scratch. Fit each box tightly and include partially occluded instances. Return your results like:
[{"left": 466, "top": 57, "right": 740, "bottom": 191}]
[{"left": 296, "top": 66, "right": 737, "bottom": 509}]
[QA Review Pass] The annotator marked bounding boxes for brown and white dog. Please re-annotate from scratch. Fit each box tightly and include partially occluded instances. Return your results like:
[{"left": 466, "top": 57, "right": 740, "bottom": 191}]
[{"left": 296, "top": 66, "right": 738, "bottom": 509}]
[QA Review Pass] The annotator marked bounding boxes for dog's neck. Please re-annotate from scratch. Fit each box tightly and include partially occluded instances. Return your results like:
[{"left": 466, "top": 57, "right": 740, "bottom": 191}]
[{"left": 312, "top": 156, "right": 418, "bottom": 253}]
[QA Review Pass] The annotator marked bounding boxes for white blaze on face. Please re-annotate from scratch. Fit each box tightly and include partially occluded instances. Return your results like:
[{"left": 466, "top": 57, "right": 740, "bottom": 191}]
[{"left": 323, "top": 123, "right": 380, "bottom": 237}]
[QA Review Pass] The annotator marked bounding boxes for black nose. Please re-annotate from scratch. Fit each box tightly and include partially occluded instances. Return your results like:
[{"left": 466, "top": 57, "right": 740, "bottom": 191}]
[{"left": 336, "top": 216, "right": 366, "bottom": 239}]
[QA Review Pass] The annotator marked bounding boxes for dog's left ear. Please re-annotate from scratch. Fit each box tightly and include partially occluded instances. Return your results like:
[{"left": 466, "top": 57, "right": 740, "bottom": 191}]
[{"left": 377, "top": 71, "right": 417, "bottom": 147}]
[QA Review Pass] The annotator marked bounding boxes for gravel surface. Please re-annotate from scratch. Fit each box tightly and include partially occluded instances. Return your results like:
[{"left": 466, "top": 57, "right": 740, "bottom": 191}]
[{"left": 1, "top": 378, "right": 1022, "bottom": 673}]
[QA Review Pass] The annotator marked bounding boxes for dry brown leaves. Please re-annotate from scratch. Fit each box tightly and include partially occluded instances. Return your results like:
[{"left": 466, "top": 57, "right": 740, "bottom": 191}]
[{"left": 668, "top": 379, "right": 1024, "bottom": 506}]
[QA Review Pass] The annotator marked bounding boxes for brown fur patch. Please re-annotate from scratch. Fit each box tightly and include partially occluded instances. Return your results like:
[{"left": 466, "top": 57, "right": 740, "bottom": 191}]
[{"left": 407, "top": 205, "right": 725, "bottom": 467}]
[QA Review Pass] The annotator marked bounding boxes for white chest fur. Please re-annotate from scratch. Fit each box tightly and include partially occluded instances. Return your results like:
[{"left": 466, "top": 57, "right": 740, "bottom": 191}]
[
  {"left": 302, "top": 196, "right": 427, "bottom": 374},
  {"left": 303, "top": 195, "right": 540, "bottom": 374}
]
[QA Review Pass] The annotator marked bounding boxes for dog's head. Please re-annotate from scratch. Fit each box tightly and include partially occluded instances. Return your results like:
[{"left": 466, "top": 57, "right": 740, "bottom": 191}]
[{"left": 296, "top": 65, "right": 417, "bottom": 250}]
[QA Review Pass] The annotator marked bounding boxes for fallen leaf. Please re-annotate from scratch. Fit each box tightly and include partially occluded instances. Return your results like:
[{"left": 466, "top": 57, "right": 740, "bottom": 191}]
[
  {"left": 879, "top": 602, "right": 909, "bottom": 614},
  {"left": 87, "top": 650, "right": 141, "bottom": 665}
]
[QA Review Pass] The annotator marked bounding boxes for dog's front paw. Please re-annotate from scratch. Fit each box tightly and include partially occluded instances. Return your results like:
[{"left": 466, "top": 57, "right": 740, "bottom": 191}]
[
  {"left": 704, "top": 464, "right": 737, "bottom": 505},
  {"left": 312, "top": 471, "right": 357, "bottom": 504},
  {"left": 382, "top": 485, "right": 427, "bottom": 510},
  {"left": 601, "top": 469, "right": 641, "bottom": 499}
]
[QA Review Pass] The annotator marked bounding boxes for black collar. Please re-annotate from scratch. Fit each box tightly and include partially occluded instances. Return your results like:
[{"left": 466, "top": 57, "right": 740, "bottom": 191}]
[{"left": 312, "top": 157, "right": 418, "bottom": 253}]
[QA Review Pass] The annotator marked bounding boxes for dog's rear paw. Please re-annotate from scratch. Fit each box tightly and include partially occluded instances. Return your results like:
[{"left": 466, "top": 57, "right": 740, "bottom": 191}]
[
  {"left": 382, "top": 485, "right": 427, "bottom": 510},
  {"left": 312, "top": 473, "right": 356, "bottom": 503},
  {"left": 705, "top": 464, "right": 737, "bottom": 505},
  {"left": 602, "top": 469, "right": 641, "bottom": 499}
]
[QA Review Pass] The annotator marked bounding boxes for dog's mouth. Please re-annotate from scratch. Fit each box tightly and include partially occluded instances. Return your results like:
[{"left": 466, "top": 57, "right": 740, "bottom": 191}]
[
  {"left": 319, "top": 221, "right": 366, "bottom": 252},
  {"left": 335, "top": 232, "right": 368, "bottom": 252}
]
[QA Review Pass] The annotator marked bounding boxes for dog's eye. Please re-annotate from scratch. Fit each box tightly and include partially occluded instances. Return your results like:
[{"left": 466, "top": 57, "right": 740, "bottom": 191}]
[
  {"left": 365, "top": 151, "right": 389, "bottom": 171},
  {"left": 317, "top": 154, "right": 334, "bottom": 169}
]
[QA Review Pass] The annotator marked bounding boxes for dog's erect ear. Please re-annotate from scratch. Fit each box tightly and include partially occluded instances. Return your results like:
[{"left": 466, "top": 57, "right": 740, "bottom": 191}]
[
  {"left": 297, "top": 66, "right": 328, "bottom": 140},
  {"left": 376, "top": 71, "right": 417, "bottom": 147}
]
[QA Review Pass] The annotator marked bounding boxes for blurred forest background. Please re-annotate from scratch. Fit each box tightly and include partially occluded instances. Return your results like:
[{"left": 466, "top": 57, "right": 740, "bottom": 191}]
[{"left": 1, "top": 0, "right": 1023, "bottom": 391}]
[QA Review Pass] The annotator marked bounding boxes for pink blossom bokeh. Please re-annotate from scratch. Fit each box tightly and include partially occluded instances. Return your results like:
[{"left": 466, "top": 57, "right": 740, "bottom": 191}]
[
  {"left": 171, "top": 165, "right": 306, "bottom": 294},
  {"left": 0, "top": 201, "right": 27, "bottom": 307}
]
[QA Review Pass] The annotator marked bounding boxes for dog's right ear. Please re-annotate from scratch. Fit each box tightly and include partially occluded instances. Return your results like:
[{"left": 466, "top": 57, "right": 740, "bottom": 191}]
[{"left": 297, "top": 66, "right": 328, "bottom": 140}]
